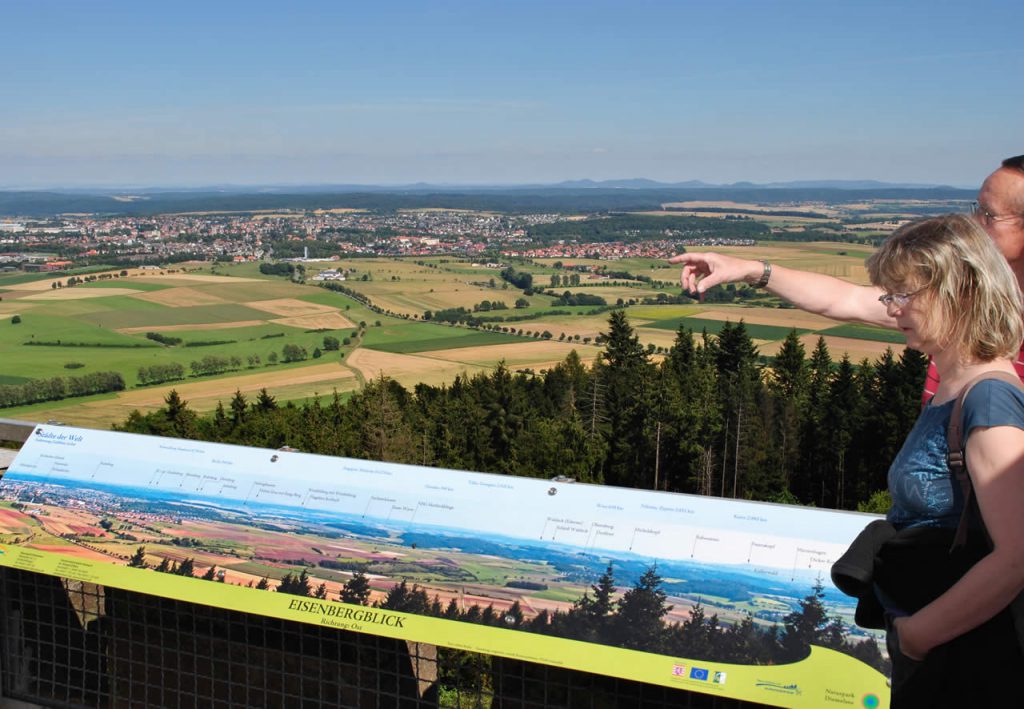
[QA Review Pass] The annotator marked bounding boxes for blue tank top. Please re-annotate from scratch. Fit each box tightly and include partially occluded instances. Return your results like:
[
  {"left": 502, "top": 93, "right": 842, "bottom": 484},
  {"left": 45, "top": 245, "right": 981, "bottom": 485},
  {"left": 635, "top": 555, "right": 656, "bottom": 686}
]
[{"left": 886, "top": 378, "right": 1024, "bottom": 530}]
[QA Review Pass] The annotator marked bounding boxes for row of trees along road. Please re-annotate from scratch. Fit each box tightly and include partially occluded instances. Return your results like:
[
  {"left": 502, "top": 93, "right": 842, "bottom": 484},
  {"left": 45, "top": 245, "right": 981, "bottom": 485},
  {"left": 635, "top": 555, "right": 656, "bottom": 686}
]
[{"left": 118, "top": 310, "right": 925, "bottom": 511}]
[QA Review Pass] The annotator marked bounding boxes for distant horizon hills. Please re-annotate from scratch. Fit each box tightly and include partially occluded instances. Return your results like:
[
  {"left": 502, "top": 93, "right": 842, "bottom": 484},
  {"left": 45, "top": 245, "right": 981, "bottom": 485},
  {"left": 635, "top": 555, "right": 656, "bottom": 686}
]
[
  {"left": 0, "top": 177, "right": 968, "bottom": 193},
  {"left": 0, "top": 178, "right": 976, "bottom": 217}
]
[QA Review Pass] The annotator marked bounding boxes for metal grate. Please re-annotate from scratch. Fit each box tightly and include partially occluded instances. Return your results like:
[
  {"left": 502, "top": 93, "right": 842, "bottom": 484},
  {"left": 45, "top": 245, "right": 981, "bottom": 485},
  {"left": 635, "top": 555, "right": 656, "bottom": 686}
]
[{"left": 0, "top": 567, "right": 772, "bottom": 708}]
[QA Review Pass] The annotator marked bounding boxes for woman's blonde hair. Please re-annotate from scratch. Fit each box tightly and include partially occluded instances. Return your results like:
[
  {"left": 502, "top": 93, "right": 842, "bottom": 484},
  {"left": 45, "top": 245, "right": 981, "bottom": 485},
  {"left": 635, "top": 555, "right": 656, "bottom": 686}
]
[{"left": 866, "top": 213, "right": 1023, "bottom": 362}]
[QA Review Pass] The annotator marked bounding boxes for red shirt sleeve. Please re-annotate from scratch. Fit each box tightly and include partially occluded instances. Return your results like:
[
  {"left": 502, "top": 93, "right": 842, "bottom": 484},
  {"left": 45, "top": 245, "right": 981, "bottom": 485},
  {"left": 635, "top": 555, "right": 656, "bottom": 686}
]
[{"left": 923, "top": 343, "right": 1024, "bottom": 408}]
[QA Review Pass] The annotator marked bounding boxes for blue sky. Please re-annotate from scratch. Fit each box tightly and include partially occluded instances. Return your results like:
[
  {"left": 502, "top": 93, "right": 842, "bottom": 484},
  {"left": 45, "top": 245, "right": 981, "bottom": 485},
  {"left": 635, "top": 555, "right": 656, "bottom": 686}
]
[{"left": 1, "top": 0, "right": 1021, "bottom": 187}]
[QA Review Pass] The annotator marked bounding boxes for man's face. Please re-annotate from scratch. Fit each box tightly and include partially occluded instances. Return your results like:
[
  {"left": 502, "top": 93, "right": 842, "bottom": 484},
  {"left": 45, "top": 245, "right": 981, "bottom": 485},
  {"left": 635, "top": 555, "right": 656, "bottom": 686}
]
[{"left": 976, "top": 167, "right": 1024, "bottom": 268}]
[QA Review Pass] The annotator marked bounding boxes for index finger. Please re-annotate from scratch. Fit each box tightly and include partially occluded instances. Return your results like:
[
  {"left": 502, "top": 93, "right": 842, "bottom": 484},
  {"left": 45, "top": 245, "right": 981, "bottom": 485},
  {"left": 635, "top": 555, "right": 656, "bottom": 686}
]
[{"left": 667, "top": 253, "right": 700, "bottom": 264}]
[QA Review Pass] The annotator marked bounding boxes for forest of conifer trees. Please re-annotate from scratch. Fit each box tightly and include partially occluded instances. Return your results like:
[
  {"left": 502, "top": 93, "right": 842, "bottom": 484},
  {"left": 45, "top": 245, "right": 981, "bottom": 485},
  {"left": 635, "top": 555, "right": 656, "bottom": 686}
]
[{"left": 118, "top": 310, "right": 926, "bottom": 512}]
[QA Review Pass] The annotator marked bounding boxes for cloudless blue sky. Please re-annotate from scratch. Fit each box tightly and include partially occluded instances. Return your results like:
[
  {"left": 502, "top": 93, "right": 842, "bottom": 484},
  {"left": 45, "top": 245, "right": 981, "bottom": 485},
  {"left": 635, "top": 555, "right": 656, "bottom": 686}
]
[{"left": 1, "top": 0, "right": 1021, "bottom": 187}]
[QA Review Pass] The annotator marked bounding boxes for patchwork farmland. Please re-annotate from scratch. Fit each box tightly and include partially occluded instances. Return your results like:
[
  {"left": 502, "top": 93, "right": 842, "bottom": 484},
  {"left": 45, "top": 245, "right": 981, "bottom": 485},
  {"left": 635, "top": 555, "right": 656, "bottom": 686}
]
[{"left": 0, "top": 244, "right": 904, "bottom": 428}]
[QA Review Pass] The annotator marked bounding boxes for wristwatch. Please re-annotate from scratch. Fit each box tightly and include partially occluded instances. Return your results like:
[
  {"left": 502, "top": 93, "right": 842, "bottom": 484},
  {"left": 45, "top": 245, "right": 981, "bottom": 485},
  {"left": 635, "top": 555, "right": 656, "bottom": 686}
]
[{"left": 753, "top": 260, "right": 772, "bottom": 289}]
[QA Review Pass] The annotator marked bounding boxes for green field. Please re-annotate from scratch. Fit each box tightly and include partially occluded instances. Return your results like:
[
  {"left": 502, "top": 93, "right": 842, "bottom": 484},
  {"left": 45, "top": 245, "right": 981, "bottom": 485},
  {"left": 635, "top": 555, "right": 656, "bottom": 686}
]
[
  {"left": 0, "top": 374, "right": 33, "bottom": 385},
  {"left": 5, "top": 313, "right": 157, "bottom": 346},
  {"left": 820, "top": 323, "right": 908, "bottom": 343},
  {"left": 77, "top": 303, "right": 274, "bottom": 329},
  {"left": 1, "top": 313, "right": 353, "bottom": 385},
  {"left": 645, "top": 316, "right": 811, "bottom": 340},
  {"left": 362, "top": 323, "right": 524, "bottom": 352}
]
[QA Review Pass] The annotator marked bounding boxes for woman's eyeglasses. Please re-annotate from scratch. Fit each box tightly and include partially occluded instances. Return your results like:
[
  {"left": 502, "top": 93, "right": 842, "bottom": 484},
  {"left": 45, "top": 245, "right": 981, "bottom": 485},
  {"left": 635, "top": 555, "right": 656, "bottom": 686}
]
[{"left": 878, "top": 289, "right": 924, "bottom": 308}]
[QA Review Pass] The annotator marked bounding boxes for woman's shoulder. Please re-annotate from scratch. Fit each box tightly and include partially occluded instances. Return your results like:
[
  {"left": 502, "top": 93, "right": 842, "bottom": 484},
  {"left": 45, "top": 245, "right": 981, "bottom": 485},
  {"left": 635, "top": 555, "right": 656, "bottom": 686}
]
[{"left": 962, "top": 376, "right": 1024, "bottom": 430}]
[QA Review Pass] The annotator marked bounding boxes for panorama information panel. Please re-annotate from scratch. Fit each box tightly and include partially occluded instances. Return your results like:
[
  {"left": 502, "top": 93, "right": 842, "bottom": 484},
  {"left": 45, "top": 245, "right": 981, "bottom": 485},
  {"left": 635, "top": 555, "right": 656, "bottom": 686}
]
[{"left": 0, "top": 425, "right": 888, "bottom": 708}]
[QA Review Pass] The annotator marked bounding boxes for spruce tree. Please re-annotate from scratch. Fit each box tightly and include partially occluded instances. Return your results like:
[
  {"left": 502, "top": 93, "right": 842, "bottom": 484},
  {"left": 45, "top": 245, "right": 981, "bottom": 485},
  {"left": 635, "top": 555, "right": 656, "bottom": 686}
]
[
  {"left": 796, "top": 338, "right": 833, "bottom": 503},
  {"left": 229, "top": 390, "right": 247, "bottom": 426},
  {"left": 254, "top": 387, "right": 278, "bottom": 412},
  {"left": 824, "top": 355, "right": 863, "bottom": 508},
  {"left": 670, "top": 330, "right": 722, "bottom": 495},
  {"left": 571, "top": 563, "right": 617, "bottom": 641},
  {"left": 443, "top": 598, "right": 460, "bottom": 618},
  {"left": 713, "top": 321, "right": 767, "bottom": 499},
  {"left": 862, "top": 348, "right": 903, "bottom": 496},
  {"left": 340, "top": 569, "right": 372, "bottom": 606},
  {"left": 780, "top": 578, "right": 829, "bottom": 662},
  {"left": 127, "top": 546, "right": 148, "bottom": 569},
  {"left": 769, "top": 330, "right": 808, "bottom": 493},
  {"left": 611, "top": 565, "right": 672, "bottom": 652},
  {"left": 359, "top": 375, "right": 418, "bottom": 463},
  {"left": 597, "top": 311, "right": 652, "bottom": 487},
  {"left": 211, "top": 402, "right": 229, "bottom": 437},
  {"left": 162, "top": 390, "right": 198, "bottom": 438}
]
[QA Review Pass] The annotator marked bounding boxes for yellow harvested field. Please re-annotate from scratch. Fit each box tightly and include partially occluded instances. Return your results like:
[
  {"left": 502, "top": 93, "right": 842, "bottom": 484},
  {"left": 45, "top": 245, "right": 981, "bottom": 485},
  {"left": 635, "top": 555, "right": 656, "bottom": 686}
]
[
  {"left": 346, "top": 344, "right": 598, "bottom": 387},
  {"left": 691, "top": 243, "right": 838, "bottom": 260},
  {"left": 117, "top": 320, "right": 267, "bottom": 334},
  {"left": 0, "top": 301, "right": 38, "bottom": 314},
  {"left": 270, "top": 313, "right": 355, "bottom": 330},
  {"left": 354, "top": 284, "right": 499, "bottom": 317},
  {"left": 21, "top": 363, "right": 359, "bottom": 428},
  {"left": 686, "top": 307, "right": 841, "bottom": 330},
  {"left": 20, "top": 287, "right": 143, "bottom": 300},
  {"left": 121, "top": 364, "right": 358, "bottom": 406},
  {"left": 10, "top": 274, "right": 116, "bottom": 292},
  {"left": 131, "top": 287, "right": 229, "bottom": 307},
  {"left": 633, "top": 329, "right": 680, "bottom": 350},
  {"left": 345, "top": 348, "right": 488, "bottom": 385},
  {"left": 424, "top": 341, "right": 601, "bottom": 368},
  {"left": 759, "top": 334, "right": 897, "bottom": 363},
  {"left": 246, "top": 298, "right": 338, "bottom": 317},
  {"left": 7, "top": 269, "right": 253, "bottom": 294}
]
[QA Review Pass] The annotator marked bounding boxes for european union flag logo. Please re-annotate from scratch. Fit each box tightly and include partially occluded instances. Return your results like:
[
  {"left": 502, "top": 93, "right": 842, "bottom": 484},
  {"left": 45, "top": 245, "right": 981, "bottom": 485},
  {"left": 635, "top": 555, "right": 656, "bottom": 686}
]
[{"left": 689, "top": 667, "right": 709, "bottom": 681}]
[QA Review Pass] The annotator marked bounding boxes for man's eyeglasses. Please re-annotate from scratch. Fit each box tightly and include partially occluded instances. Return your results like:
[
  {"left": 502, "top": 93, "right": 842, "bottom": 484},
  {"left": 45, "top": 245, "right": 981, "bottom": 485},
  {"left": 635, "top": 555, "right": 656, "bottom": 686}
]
[
  {"left": 970, "top": 201, "right": 1023, "bottom": 225},
  {"left": 878, "top": 289, "right": 924, "bottom": 309}
]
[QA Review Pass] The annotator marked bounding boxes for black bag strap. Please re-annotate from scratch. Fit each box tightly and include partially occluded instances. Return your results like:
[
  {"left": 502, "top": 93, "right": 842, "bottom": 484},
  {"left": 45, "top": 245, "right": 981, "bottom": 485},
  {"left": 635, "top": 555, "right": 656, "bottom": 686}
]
[
  {"left": 946, "top": 370, "right": 1024, "bottom": 550},
  {"left": 944, "top": 369, "right": 1024, "bottom": 650}
]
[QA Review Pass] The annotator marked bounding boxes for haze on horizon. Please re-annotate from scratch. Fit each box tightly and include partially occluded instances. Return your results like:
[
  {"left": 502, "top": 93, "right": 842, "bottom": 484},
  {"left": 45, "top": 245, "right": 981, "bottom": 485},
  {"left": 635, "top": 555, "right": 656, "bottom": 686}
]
[{"left": 2, "top": 0, "right": 1021, "bottom": 190}]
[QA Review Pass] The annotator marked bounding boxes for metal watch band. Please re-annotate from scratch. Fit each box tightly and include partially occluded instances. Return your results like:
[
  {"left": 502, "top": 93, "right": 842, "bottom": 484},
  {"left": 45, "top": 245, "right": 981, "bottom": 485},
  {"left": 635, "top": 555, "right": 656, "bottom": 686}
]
[{"left": 753, "top": 260, "right": 772, "bottom": 288}]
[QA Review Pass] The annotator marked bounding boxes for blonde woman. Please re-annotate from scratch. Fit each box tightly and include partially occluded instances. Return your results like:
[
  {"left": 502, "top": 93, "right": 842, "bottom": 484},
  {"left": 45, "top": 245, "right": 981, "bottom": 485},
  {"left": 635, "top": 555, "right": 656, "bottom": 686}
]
[{"left": 862, "top": 214, "right": 1024, "bottom": 706}]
